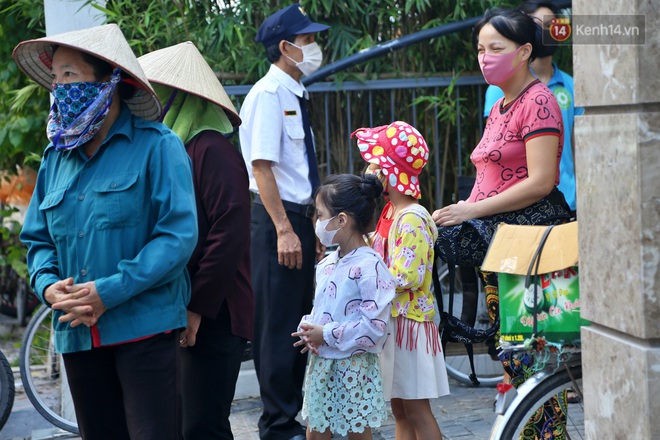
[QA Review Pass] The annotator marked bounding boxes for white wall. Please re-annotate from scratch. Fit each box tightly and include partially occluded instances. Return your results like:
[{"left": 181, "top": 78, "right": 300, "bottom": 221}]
[{"left": 44, "top": 0, "right": 106, "bottom": 36}]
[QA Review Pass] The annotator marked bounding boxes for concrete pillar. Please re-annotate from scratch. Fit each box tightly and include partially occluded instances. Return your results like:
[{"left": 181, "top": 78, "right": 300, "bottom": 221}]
[
  {"left": 44, "top": 0, "right": 106, "bottom": 36},
  {"left": 573, "top": 1, "right": 660, "bottom": 439}
]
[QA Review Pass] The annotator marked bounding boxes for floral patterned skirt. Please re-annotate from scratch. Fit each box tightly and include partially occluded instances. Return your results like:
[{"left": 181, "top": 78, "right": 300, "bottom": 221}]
[
  {"left": 302, "top": 352, "right": 387, "bottom": 436},
  {"left": 501, "top": 349, "right": 568, "bottom": 440},
  {"left": 482, "top": 271, "right": 568, "bottom": 440}
]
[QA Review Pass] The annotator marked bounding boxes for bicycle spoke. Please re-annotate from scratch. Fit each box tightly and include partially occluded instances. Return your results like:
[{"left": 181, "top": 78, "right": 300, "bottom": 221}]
[
  {"left": 495, "top": 363, "right": 583, "bottom": 439},
  {"left": 20, "top": 305, "right": 78, "bottom": 434}
]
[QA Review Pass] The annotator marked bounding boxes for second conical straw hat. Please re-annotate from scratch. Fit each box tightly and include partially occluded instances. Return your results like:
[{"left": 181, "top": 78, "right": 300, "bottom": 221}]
[{"left": 138, "top": 41, "right": 241, "bottom": 128}]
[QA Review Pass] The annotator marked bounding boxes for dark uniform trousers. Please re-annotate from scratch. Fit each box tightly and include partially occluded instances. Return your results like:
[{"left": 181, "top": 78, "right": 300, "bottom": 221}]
[
  {"left": 181, "top": 302, "right": 247, "bottom": 439},
  {"left": 250, "top": 203, "right": 316, "bottom": 440}
]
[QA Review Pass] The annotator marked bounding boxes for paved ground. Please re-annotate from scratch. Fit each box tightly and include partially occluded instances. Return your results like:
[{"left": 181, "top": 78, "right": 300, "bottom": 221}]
[
  {"left": 2, "top": 369, "right": 498, "bottom": 440},
  {"left": 228, "top": 376, "right": 497, "bottom": 440},
  {"left": 0, "top": 380, "right": 495, "bottom": 440},
  {"left": 2, "top": 317, "right": 499, "bottom": 440}
]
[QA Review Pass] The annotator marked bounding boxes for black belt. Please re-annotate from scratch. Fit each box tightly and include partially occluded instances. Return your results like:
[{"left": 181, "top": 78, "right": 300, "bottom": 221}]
[{"left": 253, "top": 194, "right": 315, "bottom": 219}]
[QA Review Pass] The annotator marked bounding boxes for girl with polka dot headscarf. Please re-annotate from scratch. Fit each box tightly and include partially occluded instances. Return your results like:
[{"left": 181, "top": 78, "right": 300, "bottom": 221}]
[
  {"left": 352, "top": 121, "right": 449, "bottom": 440},
  {"left": 354, "top": 121, "right": 428, "bottom": 199}
]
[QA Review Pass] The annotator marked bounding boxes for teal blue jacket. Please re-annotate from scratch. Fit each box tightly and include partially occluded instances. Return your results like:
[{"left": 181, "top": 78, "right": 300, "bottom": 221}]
[{"left": 20, "top": 105, "right": 198, "bottom": 353}]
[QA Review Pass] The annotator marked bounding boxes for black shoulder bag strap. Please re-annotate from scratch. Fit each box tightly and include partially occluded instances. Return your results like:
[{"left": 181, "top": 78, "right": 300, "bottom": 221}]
[
  {"left": 524, "top": 225, "right": 556, "bottom": 338},
  {"left": 433, "top": 239, "right": 482, "bottom": 386},
  {"left": 432, "top": 239, "right": 453, "bottom": 336},
  {"left": 432, "top": 250, "right": 445, "bottom": 324}
]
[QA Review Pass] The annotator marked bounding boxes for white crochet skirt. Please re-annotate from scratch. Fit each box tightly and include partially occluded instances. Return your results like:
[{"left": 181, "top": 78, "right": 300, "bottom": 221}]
[{"left": 302, "top": 352, "right": 387, "bottom": 436}]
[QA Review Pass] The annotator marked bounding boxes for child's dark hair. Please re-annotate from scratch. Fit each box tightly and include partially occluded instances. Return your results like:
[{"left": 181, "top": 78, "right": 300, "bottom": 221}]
[
  {"left": 472, "top": 7, "right": 542, "bottom": 62},
  {"left": 315, "top": 174, "right": 383, "bottom": 236}
]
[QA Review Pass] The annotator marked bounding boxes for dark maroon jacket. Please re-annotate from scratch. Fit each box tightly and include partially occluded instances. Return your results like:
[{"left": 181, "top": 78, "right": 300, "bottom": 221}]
[{"left": 185, "top": 130, "right": 254, "bottom": 341}]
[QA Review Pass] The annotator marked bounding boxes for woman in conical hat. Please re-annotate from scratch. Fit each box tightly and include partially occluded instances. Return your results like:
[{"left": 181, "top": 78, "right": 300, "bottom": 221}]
[
  {"left": 16, "top": 24, "right": 198, "bottom": 440},
  {"left": 139, "top": 41, "right": 254, "bottom": 439}
]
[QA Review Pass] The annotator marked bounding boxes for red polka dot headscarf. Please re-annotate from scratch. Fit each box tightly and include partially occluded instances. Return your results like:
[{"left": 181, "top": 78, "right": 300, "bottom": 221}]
[{"left": 352, "top": 121, "right": 429, "bottom": 199}]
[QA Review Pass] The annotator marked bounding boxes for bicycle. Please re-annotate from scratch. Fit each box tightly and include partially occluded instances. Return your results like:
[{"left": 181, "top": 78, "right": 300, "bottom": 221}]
[
  {"left": 0, "top": 263, "right": 40, "bottom": 326},
  {"left": 487, "top": 222, "right": 584, "bottom": 438},
  {"left": 0, "top": 211, "right": 40, "bottom": 327},
  {"left": 490, "top": 342, "right": 584, "bottom": 439},
  {"left": 20, "top": 302, "right": 257, "bottom": 435},
  {"left": 19, "top": 304, "right": 79, "bottom": 434},
  {"left": 0, "top": 347, "right": 15, "bottom": 430},
  {"left": 436, "top": 263, "right": 502, "bottom": 387}
]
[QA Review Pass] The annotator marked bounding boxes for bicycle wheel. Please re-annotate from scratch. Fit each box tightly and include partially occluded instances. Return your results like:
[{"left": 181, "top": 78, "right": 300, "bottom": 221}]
[
  {"left": 438, "top": 266, "right": 502, "bottom": 387},
  {"left": 498, "top": 364, "right": 584, "bottom": 439},
  {"left": 0, "top": 349, "right": 15, "bottom": 430},
  {"left": 20, "top": 305, "right": 79, "bottom": 434}
]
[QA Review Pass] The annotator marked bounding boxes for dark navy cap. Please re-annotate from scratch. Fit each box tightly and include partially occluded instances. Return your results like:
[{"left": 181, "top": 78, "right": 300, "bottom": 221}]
[{"left": 255, "top": 4, "right": 330, "bottom": 48}]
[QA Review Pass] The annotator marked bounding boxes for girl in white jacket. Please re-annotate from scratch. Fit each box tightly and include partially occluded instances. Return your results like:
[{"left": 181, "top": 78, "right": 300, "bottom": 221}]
[{"left": 293, "top": 174, "right": 396, "bottom": 440}]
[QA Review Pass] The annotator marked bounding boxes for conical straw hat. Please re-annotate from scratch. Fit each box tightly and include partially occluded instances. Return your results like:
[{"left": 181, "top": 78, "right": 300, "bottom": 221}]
[
  {"left": 12, "top": 24, "right": 161, "bottom": 121},
  {"left": 138, "top": 41, "right": 241, "bottom": 128}
]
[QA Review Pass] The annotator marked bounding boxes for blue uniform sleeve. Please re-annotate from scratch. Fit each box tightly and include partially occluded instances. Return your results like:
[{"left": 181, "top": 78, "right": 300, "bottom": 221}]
[
  {"left": 94, "top": 132, "right": 198, "bottom": 309},
  {"left": 484, "top": 85, "right": 504, "bottom": 118},
  {"left": 560, "top": 69, "right": 584, "bottom": 117}
]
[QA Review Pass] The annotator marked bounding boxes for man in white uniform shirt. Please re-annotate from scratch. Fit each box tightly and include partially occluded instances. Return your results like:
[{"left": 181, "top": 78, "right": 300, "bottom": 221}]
[{"left": 239, "top": 4, "right": 329, "bottom": 440}]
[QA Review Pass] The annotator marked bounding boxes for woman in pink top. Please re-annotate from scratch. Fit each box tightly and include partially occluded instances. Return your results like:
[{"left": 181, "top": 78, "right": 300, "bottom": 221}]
[
  {"left": 433, "top": 7, "right": 569, "bottom": 242},
  {"left": 433, "top": 8, "right": 572, "bottom": 440}
]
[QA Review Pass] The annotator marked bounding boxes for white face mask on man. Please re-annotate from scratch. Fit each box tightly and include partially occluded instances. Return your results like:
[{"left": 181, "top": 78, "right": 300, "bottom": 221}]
[{"left": 284, "top": 41, "right": 323, "bottom": 76}]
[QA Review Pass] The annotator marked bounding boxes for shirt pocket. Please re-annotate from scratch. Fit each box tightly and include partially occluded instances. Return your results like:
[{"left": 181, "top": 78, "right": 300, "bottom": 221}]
[
  {"left": 283, "top": 121, "right": 307, "bottom": 167},
  {"left": 92, "top": 172, "right": 142, "bottom": 229},
  {"left": 38, "top": 188, "right": 68, "bottom": 240},
  {"left": 284, "top": 121, "right": 305, "bottom": 141}
]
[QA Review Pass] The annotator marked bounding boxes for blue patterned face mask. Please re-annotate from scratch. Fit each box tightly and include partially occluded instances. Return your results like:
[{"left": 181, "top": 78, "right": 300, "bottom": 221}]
[{"left": 47, "top": 68, "right": 121, "bottom": 151}]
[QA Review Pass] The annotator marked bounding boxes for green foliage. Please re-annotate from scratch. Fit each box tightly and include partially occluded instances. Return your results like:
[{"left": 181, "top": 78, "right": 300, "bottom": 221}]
[
  {"left": 81, "top": 0, "right": 523, "bottom": 208},
  {"left": 0, "top": 0, "right": 48, "bottom": 173},
  {"left": 0, "top": 1, "right": 47, "bottom": 286},
  {"left": 0, "top": 0, "right": 575, "bottom": 210},
  {"left": 85, "top": 0, "right": 522, "bottom": 85},
  {"left": 0, "top": 204, "right": 27, "bottom": 278}
]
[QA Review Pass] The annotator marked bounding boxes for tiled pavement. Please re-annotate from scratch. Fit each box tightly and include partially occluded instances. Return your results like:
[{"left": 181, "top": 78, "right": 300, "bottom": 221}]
[
  {"left": 5, "top": 365, "right": 498, "bottom": 440},
  {"left": 228, "top": 375, "right": 497, "bottom": 440}
]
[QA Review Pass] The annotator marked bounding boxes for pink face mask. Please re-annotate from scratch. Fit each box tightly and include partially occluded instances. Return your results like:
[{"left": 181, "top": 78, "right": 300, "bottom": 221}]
[{"left": 478, "top": 45, "right": 528, "bottom": 86}]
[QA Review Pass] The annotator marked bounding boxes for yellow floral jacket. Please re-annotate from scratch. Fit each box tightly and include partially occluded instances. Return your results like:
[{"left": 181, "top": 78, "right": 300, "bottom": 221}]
[{"left": 372, "top": 203, "right": 438, "bottom": 322}]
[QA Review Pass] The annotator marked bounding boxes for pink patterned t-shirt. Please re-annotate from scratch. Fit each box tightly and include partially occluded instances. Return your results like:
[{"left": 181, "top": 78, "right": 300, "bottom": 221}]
[{"left": 468, "top": 80, "right": 563, "bottom": 203}]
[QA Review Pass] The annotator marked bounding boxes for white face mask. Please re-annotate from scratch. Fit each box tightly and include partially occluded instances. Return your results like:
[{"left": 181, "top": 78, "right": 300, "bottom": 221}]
[
  {"left": 285, "top": 41, "right": 323, "bottom": 76},
  {"left": 315, "top": 216, "right": 341, "bottom": 247}
]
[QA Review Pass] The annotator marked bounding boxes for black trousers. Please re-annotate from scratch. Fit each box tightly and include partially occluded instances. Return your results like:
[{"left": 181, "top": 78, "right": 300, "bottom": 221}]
[
  {"left": 181, "top": 303, "right": 247, "bottom": 440},
  {"left": 62, "top": 331, "right": 181, "bottom": 440},
  {"left": 250, "top": 203, "right": 316, "bottom": 440}
]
